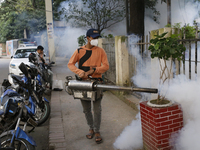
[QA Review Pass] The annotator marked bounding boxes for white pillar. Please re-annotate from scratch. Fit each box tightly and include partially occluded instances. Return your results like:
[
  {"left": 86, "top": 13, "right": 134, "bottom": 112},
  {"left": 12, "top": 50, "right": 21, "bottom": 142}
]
[
  {"left": 45, "top": 0, "right": 56, "bottom": 62},
  {"left": 24, "top": 29, "right": 27, "bottom": 39},
  {"left": 115, "top": 36, "right": 130, "bottom": 86}
]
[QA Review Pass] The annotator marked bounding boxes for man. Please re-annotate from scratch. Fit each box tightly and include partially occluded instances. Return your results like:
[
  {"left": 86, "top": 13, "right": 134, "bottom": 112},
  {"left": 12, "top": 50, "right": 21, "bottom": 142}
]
[
  {"left": 36, "top": 45, "right": 46, "bottom": 64},
  {"left": 68, "top": 29, "right": 109, "bottom": 144},
  {"left": 36, "top": 45, "right": 53, "bottom": 89}
]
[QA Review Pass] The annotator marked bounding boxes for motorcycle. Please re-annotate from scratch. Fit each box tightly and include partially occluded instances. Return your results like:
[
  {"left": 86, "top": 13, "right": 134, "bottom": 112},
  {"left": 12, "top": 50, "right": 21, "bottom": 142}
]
[
  {"left": 37, "top": 62, "right": 54, "bottom": 90},
  {"left": 0, "top": 93, "right": 37, "bottom": 150},
  {"left": 2, "top": 62, "right": 50, "bottom": 126}
]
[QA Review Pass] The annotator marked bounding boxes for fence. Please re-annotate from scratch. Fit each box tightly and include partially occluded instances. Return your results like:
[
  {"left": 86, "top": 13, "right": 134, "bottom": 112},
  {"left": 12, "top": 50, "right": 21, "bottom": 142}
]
[
  {"left": 128, "top": 34, "right": 151, "bottom": 86},
  {"left": 101, "top": 26, "right": 200, "bottom": 87},
  {"left": 101, "top": 38, "right": 116, "bottom": 84},
  {"left": 129, "top": 26, "right": 200, "bottom": 81},
  {"left": 178, "top": 37, "right": 200, "bottom": 80}
]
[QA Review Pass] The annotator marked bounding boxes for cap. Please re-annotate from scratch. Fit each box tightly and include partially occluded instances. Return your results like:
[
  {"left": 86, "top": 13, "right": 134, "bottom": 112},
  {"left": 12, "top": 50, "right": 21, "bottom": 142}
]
[{"left": 86, "top": 29, "right": 101, "bottom": 38}]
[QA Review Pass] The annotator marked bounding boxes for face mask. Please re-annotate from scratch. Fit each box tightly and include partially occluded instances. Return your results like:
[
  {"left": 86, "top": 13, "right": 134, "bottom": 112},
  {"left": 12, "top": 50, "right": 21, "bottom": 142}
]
[{"left": 90, "top": 39, "right": 98, "bottom": 46}]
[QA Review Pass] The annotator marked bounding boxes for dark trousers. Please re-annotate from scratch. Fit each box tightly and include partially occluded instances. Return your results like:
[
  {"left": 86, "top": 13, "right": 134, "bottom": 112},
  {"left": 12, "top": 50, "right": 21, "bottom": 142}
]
[{"left": 80, "top": 98, "right": 102, "bottom": 133}]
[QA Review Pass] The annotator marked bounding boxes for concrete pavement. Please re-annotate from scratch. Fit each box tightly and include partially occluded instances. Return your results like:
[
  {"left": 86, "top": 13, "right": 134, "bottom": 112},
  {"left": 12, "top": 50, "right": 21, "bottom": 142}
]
[{"left": 48, "top": 57, "right": 141, "bottom": 150}]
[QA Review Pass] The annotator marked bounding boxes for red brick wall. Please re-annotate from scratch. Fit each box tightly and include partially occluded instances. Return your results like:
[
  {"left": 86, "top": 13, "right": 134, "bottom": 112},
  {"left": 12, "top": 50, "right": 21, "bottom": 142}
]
[{"left": 140, "top": 101, "right": 183, "bottom": 150}]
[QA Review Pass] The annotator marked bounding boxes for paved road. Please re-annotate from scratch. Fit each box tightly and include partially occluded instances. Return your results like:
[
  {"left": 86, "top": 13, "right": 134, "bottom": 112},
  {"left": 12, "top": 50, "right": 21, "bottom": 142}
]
[{"left": 0, "top": 58, "right": 49, "bottom": 150}]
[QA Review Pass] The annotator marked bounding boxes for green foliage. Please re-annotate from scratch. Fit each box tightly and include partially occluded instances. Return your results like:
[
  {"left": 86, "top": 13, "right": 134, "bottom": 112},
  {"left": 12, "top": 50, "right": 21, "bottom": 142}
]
[
  {"left": 145, "top": 0, "right": 160, "bottom": 23},
  {"left": 173, "top": 22, "right": 181, "bottom": 29},
  {"left": 77, "top": 35, "right": 87, "bottom": 46},
  {"left": 149, "top": 32, "right": 186, "bottom": 61},
  {"left": 0, "top": 0, "right": 65, "bottom": 43},
  {"left": 145, "top": 0, "right": 173, "bottom": 23},
  {"left": 182, "top": 24, "right": 196, "bottom": 39},
  {"left": 106, "top": 34, "right": 114, "bottom": 38},
  {"left": 149, "top": 32, "right": 186, "bottom": 103},
  {"left": 101, "top": 33, "right": 114, "bottom": 38},
  {"left": 165, "top": 24, "right": 171, "bottom": 27},
  {"left": 165, "top": 22, "right": 197, "bottom": 39}
]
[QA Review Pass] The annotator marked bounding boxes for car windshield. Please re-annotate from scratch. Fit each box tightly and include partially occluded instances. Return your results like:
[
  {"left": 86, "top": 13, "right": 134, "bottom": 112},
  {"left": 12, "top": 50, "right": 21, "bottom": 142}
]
[{"left": 14, "top": 49, "right": 37, "bottom": 58}]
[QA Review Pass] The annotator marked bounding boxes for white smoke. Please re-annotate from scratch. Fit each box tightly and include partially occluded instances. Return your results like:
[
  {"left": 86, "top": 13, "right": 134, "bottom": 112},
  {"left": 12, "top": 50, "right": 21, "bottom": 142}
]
[
  {"left": 145, "top": 0, "right": 200, "bottom": 35},
  {"left": 165, "top": 75, "right": 200, "bottom": 150},
  {"left": 113, "top": 113, "right": 143, "bottom": 150},
  {"left": 54, "top": 26, "right": 86, "bottom": 57},
  {"left": 53, "top": 0, "right": 127, "bottom": 58},
  {"left": 171, "top": 0, "right": 200, "bottom": 26},
  {"left": 113, "top": 0, "right": 200, "bottom": 150}
]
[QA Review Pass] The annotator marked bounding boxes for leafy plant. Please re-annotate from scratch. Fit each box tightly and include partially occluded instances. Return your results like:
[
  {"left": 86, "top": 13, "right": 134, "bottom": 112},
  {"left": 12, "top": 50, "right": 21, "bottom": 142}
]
[
  {"left": 148, "top": 32, "right": 186, "bottom": 104},
  {"left": 182, "top": 24, "right": 196, "bottom": 39},
  {"left": 105, "top": 34, "right": 114, "bottom": 38},
  {"left": 165, "top": 23, "right": 197, "bottom": 39},
  {"left": 165, "top": 24, "right": 171, "bottom": 27},
  {"left": 77, "top": 35, "right": 87, "bottom": 46},
  {"left": 0, "top": 0, "right": 66, "bottom": 42},
  {"left": 101, "top": 33, "right": 114, "bottom": 38}
]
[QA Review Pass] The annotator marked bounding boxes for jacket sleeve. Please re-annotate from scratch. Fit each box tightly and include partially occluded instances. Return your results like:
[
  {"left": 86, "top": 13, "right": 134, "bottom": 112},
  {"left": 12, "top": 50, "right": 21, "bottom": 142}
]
[
  {"left": 67, "top": 50, "right": 85, "bottom": 76},
  {"left": 95, "top": 49, "right": 109, "bottom": 74}
]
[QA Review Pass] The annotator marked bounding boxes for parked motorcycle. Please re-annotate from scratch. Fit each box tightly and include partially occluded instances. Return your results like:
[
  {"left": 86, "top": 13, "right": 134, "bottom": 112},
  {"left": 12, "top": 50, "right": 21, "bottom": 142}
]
[
  {"left": 0, "top": 93, "right": 37, "bottom": 149},
  {"left": 28, "top": 52, "right": 54, "bottom": 90},
  {"left": 2, "top": 62, "right": 51, "bottom": 126},
  {"left": 12, "top": 62, "right": 50, "bottom": 126}
]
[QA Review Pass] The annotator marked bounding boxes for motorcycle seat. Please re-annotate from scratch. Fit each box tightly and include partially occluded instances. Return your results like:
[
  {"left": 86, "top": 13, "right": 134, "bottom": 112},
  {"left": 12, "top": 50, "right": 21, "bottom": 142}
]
[
  {"left": 3, "top": 89, "right": 20, "bottom": 98},
  {"left": 11, "top": 74, "right": 23, "bottom": 83}
]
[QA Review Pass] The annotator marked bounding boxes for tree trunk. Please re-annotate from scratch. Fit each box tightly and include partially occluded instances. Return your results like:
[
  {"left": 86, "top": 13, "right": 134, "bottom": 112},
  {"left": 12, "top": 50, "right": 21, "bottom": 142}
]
[
  {"left": 126, "top": 0, "right": 130, "bottom": 35},
  {"left": 167, "top": 0, "right": 171, "bottom": 25},
  {"left": 128, "top": 0, "right": 145, "bottom": 36}
]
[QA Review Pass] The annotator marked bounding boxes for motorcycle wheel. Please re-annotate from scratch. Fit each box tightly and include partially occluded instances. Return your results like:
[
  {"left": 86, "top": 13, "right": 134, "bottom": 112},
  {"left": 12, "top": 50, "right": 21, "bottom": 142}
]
[
  {"left": 1, "top": 134, "right": 35, "bottom": 150},
  {"left": 34, "top": 101, "right": 50, "bottom": 126}
]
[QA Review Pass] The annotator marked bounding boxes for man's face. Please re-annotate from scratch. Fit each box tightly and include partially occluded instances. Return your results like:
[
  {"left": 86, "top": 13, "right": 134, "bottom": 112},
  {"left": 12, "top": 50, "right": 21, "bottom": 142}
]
[{"left": 37, "top": 49, "right": 43, "bottom": 54}]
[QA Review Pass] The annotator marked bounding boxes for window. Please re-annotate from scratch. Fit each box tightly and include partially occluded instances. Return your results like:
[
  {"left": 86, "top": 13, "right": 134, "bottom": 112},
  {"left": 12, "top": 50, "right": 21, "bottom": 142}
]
[{"left": 14, "top": 49, "right": 37, "bottom": 58}]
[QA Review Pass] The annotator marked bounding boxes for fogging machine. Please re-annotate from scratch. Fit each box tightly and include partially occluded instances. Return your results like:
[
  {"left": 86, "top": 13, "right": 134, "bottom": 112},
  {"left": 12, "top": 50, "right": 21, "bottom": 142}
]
[{"left": 65, "top": 76, "right": 158, "bottom": 101}]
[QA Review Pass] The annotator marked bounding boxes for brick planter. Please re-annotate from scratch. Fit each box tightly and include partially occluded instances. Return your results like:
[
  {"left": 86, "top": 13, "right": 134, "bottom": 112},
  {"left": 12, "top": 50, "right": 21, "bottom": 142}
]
[{"left": 140, "top": 101, "right": 183, "bottom": 150}]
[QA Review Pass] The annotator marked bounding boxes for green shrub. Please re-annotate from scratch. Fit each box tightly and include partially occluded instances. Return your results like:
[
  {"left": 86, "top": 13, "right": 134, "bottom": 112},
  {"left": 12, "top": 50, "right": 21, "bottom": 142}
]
[
  {"left": 148, "top": 32, "right": 186, "bottom": 104},
  {"left": 77, "top": 35, "right": 87, "bottom": 46},
  {"left": 165, "top": 23, "right": 197, "bottom": 39}
]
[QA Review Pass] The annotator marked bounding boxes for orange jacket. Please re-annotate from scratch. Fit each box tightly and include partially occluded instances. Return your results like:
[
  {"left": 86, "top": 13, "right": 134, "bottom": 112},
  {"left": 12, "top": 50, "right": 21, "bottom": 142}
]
[{"left": 68, "top": 45, "right": 109, "bottom": 78}]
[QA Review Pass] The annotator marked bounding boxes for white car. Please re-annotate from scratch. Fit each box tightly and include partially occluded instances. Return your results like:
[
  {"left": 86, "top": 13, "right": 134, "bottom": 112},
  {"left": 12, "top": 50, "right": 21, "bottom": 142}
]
[
  {"left": 18, "top": 44, "right": 35, "bottom": 47},
  {"left": 8, "top": 46, "right": 37, "bottom": 83}
]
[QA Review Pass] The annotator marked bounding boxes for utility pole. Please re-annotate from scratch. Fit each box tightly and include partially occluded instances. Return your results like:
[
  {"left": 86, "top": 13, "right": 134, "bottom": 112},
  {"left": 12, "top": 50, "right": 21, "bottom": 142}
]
[
  {"left": 45, "top": 0, "right": 56, "bottom": 62},
  {"left": 126, "top": 0, "right": 130, "bottom": 35}
]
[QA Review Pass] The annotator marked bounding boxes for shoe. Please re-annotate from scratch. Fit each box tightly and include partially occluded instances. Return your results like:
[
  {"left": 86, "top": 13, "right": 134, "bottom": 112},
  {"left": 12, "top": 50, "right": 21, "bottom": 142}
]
[
  {"left": 95, "top": 132, "right": 103, "bottom": 144},
  {"left": 86, "top": 129, "right": 94, "bottom": 139}
]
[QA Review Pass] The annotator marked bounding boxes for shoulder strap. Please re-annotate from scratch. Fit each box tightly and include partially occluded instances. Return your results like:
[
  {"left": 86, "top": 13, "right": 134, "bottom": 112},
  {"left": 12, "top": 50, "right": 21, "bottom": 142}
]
[{"left": 77, "top": 48, "right": 83, "bottom": 53}]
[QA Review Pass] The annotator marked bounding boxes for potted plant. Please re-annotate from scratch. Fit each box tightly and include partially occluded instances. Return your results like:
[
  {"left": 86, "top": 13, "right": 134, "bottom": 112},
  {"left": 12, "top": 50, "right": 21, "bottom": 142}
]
[{"left": 139, "top": 32, "right": 186, "bottom": 150}]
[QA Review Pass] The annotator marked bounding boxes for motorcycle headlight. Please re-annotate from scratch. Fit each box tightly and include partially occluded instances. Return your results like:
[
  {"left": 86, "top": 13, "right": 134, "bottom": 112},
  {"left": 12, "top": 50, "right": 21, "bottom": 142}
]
[{"left": 10, "top": 64, "right": 16, "bottom": 69}]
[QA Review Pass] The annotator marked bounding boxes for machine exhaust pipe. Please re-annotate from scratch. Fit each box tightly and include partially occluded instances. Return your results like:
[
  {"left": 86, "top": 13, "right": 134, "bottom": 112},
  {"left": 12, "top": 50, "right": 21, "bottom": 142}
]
[
  {"left": 67, "top": 80, "right": 158, "bottom": 93},
  {"left": 94, "top": 84, "right": 158, "bottom": 93}
]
